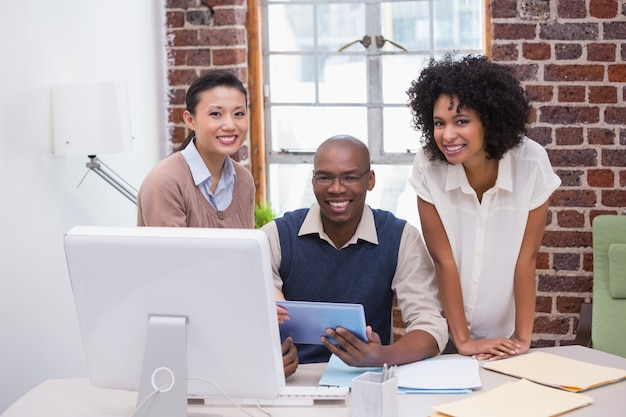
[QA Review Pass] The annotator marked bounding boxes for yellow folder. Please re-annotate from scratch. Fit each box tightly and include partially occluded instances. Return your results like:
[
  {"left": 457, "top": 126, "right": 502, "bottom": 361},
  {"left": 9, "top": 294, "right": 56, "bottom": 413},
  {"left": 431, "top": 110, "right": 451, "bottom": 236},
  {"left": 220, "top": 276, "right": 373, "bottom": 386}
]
[
  {"left": 482, "top": 351, "right": 626, "bottom": 392},
  {"left": 430, "top": 379, "right": 593, "bottom": 417}
]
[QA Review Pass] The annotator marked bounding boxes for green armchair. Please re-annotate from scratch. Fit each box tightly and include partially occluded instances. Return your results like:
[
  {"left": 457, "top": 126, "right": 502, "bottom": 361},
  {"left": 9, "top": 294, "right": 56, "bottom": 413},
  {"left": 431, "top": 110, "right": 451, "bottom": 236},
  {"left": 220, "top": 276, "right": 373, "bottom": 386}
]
[{"left": 590, "top": 215, "right": 626, "bottom": 358}]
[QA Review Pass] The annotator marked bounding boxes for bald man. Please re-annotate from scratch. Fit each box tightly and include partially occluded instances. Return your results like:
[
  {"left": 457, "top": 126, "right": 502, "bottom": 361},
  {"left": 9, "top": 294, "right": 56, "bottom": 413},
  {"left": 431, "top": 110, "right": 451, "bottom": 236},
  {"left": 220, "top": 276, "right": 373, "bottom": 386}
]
[{"left": 263, "top": 135, "right": 447, "bottom": 374}]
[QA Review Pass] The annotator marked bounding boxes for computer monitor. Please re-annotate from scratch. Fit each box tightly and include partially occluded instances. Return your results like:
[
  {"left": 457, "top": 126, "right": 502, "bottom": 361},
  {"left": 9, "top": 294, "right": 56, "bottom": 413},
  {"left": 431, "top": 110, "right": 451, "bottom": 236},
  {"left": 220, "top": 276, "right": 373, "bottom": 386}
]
[{"left": 63, "top": 226, "right": 285, "bottom": 417}]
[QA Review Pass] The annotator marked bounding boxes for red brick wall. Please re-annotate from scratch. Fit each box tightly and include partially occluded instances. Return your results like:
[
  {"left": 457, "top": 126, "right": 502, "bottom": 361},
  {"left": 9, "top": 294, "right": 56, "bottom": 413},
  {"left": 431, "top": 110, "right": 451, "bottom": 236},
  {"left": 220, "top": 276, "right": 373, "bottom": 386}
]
[
  {"left": 490, "top": 0, "right": 626, "bottom": 347},
  {"left": 164, "top": 0, "right": 626, "bottom": 347},
  {"left": 164, "top": 0, "right": 250, "bottom": 163}
]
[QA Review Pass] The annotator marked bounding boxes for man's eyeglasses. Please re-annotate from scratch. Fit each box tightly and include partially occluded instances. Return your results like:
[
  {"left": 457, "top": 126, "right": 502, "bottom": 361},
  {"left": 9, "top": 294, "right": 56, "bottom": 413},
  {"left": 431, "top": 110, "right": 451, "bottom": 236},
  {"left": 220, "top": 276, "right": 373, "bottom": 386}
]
[{"left": 312, "top": 170, "right": 370, "bottom": 186}]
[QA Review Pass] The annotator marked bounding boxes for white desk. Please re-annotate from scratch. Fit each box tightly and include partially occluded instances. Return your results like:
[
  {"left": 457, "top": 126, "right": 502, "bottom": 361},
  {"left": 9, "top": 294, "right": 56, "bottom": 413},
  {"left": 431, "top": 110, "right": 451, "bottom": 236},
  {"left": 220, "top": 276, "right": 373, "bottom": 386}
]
[{"left": 3, "top": 346, "right": 625, "bottom": 417}]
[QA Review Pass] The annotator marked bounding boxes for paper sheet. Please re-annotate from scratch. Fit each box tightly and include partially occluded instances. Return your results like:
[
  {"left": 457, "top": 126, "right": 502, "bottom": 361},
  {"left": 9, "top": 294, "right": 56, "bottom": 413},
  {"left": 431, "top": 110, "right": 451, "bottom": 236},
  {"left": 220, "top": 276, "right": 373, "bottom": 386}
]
[
  {"left": 431, "top": 379, "right": 593, "bottom": 417},
  {"left": 482, "top": 351, "right": 626, "bottom": 392},
  {"left": 396, "top": 356, "right": 481, "bottom": 390},
  {"left": 318, "top": 354, "right": 381, "bottom": 387},
  {"left": 319, "top": 354, "right": 480, "bottom": 393}
]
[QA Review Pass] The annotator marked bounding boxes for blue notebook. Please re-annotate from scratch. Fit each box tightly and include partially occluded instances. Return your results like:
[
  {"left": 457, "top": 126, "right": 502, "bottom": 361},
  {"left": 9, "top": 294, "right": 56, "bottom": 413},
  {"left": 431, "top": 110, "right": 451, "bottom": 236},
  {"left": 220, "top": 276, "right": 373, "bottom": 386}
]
[{"left": 277, "top": 300, "right": 367, "bottom": 345}]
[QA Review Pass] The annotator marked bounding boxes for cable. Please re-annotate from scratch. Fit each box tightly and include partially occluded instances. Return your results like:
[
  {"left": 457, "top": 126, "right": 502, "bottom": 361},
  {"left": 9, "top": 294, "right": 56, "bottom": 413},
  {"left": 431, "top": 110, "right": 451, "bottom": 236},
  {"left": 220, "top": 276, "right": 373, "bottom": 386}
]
[
  {"left": 152, "top": 367, "right": 175, "bottom": 392},
  {"left": 128, "top": 371, "right": 273, "bottom": 417},
  {"left": 130, "top": 383, "right": 169, "bottom": 417},
  {"left": 189, "top": 377, "right": 273, "bottom": 417},
  {"left": 129, "top": 367, "right": 177, "bottom": 417}
]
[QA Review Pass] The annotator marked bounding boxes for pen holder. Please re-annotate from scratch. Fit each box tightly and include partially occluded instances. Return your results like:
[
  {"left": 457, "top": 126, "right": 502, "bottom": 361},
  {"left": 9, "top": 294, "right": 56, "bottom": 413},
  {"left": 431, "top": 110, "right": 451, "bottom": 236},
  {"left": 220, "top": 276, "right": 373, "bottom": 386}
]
[{"left": 351, "top": 371, "right": 398, "bottom": 417}]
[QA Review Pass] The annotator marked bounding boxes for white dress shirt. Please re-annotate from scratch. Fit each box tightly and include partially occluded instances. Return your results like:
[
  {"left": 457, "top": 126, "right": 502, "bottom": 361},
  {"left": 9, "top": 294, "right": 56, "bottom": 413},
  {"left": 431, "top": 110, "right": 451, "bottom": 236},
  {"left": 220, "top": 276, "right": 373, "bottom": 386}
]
[
  {"left": 180, "top": 140, "right": 236, "bottom": 210},
  {"left": 409, "top": 137, "right": 561, "bottom": 339}
]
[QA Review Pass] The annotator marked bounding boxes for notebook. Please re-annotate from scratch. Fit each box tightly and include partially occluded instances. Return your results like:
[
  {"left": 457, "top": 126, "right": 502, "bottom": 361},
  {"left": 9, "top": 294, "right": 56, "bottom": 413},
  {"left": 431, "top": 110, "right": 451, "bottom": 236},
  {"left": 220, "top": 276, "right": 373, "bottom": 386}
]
[{"left": 277, "top": 300, "right": 367, "bottom": 345}]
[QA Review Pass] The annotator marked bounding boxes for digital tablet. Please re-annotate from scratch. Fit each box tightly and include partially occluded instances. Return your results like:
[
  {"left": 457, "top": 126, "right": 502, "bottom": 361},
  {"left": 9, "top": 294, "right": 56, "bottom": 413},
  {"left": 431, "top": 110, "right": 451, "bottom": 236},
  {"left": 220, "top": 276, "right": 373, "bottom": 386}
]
[{"left": 276, "top": 300, "right": 367, "bottom": 345}]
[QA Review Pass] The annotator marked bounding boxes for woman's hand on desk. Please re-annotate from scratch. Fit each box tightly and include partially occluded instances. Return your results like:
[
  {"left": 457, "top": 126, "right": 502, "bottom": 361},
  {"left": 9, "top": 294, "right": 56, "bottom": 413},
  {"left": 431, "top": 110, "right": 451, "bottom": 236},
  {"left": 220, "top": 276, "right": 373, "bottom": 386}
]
[
  {"left": 504, "top": 336, "right": 530, "bottom": 357},
  {"left": 456, "top": 337, "right": 522, "bottom": 361}
]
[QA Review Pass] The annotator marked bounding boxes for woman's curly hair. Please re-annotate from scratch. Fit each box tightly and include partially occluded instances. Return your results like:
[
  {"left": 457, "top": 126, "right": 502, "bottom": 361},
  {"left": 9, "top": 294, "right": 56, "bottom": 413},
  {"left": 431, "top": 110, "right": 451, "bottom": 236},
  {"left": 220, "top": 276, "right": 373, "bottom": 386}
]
[{"left": 407, "top": 54, "right": 531, "bottom": 162}]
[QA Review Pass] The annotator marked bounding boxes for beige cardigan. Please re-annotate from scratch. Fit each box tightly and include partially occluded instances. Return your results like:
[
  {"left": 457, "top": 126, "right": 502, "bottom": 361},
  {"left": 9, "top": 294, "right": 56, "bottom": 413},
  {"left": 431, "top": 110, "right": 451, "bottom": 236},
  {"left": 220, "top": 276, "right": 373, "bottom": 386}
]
[{"left": 137, "top": 152, "right": 255, "bottom": 228}]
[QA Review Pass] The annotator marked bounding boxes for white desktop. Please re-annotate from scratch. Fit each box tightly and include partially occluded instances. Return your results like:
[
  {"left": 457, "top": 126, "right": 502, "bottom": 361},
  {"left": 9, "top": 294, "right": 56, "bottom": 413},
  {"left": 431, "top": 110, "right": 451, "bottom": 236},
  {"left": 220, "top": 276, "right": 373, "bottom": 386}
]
[
  {"left": 62, "top": 226, "right": 286, "bottom": 417},
  {"left": 3, "top": 346, "right": 626, "bottom": 417}
]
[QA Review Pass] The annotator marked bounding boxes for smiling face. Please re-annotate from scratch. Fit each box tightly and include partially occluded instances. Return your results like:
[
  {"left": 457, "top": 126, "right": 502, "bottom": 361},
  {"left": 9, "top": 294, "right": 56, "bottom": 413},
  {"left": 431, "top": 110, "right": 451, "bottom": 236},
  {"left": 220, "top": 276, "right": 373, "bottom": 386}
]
[
  {"left": 312, "top": 137, "right": 374, "bottom": 236},
  {"left": 433, "top": 94, "right": 487, "bottom": 167},
  {"left": 183, "top": 86, "right": 248, "bottom": 165}
]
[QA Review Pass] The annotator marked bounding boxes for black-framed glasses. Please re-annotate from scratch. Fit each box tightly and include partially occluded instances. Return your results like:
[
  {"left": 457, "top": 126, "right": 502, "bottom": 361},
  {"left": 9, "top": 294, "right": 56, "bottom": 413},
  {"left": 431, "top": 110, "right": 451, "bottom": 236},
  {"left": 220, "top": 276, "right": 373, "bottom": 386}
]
[{"left": 312, "top": 170, "right": 370, "bottom": 186}]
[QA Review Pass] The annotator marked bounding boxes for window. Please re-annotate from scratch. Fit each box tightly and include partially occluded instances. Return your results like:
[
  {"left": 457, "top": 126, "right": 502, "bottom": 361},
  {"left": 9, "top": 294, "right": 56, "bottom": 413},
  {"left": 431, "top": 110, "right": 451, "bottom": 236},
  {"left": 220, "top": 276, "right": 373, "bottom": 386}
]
[{"left": 261, "top": 0, "right": 486, "bottom": 224}]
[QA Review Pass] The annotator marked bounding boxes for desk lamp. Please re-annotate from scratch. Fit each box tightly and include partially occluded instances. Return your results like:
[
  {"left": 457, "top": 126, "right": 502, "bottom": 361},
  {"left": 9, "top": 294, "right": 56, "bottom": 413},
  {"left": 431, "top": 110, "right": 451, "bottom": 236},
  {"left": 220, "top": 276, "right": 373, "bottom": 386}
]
[{"left": 52, "top": 81, "right": 137, "bottom": 204}]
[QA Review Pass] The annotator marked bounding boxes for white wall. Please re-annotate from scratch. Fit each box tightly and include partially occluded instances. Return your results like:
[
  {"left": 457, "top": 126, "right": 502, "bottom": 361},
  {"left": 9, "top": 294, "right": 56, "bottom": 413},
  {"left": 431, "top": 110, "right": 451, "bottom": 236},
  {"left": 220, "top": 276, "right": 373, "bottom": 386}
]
[{"left": 0, "top": 1, "right": 167, "bottom": 411}]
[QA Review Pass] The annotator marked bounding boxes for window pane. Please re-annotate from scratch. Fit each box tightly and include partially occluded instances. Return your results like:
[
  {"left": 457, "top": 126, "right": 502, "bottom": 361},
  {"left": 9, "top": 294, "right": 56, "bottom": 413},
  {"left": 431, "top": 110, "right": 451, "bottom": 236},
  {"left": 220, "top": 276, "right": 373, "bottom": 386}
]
[
  {"left": 383, "top": 107, "right": 420, "bottom": 153},
  {"left": 269, "top": 164, "right": 316, "bottom": 216},
  {"left": 368, "top": 164, "right": 419, "bottom": 228},
  {"left": 433, "top": 0, "right": 483, "bottom": 51},
  {"left": 270, "top": 106, "right": 367, "bottom": 151},
  {"left": 269, "top": 55, "right": 316, "bottom": 103},
  {"left": 319, "top": 55, "right": 367, "bottom": 103},
  {"left": 381, "top": 1, "right": 430, "bottom": 52},
  {"left": 381, "top": 54, "right": 429, "bottom": 104},
  {"left": 318, "top": 3, "right": 365, "bottom": 52},
  {"left": 268, "top": 4, "right": 314, "bottom": 52}
]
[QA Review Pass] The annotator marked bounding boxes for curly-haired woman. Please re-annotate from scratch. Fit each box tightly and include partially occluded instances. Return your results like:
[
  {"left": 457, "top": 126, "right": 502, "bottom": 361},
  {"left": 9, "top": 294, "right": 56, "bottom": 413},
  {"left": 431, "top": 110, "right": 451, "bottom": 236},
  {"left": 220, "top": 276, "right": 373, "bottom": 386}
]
[{"left": 407, "top": 55, "right": 561, "bottom": 361}]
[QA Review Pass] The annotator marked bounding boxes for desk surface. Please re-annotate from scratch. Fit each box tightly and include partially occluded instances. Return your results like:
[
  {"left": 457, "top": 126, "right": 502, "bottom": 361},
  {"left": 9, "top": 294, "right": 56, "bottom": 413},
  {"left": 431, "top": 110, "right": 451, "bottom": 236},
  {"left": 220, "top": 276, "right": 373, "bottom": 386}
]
[{"left": 3, "top": 345, "right": 626, "bottom": 417}]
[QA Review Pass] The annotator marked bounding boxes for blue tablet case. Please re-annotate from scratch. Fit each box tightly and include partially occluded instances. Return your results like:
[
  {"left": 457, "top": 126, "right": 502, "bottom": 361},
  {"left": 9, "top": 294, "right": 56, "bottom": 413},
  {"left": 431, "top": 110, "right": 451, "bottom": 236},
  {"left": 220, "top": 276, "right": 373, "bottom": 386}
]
[{"left": 276, "top": 300, "right": 367, "bottom": 345}]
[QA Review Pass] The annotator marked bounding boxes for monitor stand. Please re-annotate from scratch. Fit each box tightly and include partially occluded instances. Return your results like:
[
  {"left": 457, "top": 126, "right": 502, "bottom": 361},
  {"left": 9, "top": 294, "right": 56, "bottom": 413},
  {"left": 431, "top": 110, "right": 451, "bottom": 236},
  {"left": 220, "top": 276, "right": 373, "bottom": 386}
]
[
  {"left": 137, "top": 315, "right": 189, "bottom": 417},
  {"left": 136, "top": 315, "right": 227, "bottom": 417}
]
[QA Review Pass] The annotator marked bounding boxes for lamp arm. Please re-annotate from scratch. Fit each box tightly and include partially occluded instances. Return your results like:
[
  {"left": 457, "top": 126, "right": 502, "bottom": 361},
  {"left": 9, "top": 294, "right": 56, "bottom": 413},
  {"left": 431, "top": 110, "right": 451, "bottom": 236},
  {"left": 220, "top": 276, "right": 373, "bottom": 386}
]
[{"left": 85, "top": 155, "right": 138, "bottom": 205}]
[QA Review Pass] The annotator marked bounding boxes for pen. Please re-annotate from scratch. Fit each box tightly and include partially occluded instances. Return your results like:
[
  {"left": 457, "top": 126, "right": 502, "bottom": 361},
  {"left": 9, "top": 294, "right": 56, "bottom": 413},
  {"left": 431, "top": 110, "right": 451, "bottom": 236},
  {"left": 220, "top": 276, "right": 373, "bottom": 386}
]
[
  {"left": 382, "top": 363, "right": 388, "bottom": 382},
  {"left": 390, "top": 365, "right": 397, "bottom": 379}
]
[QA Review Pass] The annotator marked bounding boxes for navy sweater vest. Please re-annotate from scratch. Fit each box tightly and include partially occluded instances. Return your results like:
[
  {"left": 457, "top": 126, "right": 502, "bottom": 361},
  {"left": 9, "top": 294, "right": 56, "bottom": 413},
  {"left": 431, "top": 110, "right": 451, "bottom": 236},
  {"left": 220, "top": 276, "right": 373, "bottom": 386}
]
[{"left": 276, "top": 208, "right": 406, "bottom": 363}]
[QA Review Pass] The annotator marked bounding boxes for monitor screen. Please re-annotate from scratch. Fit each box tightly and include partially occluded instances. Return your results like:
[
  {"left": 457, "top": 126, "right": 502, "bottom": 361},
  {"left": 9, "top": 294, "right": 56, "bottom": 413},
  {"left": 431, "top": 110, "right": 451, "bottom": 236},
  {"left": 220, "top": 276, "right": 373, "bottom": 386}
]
[{"left": 63, "top": 226, "right": 285, "bottom": 416}]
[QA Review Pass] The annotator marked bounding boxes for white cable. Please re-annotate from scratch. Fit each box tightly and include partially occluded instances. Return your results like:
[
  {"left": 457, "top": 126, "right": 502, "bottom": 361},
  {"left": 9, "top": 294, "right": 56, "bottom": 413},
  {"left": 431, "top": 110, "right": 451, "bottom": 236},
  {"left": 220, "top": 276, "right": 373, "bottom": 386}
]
[
  {"left": 189, "top": 377, "right": 273, "bottom": 417},
  {"left": 130, "top": 373, "right": 273, "bottom": 417},
  {"left": 151, "top": 367, "right": 175, "bottom": 392},
  {"left": 129, "top": 383, "right": 169, "bottom": 417},
  {"left": 129, "top": 367, "right": 176, "bottom": 417}
]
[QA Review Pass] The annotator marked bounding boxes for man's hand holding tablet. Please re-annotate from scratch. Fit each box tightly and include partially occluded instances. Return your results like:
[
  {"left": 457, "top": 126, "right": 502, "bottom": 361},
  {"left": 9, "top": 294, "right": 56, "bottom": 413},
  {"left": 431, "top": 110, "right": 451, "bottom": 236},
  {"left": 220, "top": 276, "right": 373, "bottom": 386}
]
[{"left": 276, "top": 300, "right": 368, "bottom": 345}]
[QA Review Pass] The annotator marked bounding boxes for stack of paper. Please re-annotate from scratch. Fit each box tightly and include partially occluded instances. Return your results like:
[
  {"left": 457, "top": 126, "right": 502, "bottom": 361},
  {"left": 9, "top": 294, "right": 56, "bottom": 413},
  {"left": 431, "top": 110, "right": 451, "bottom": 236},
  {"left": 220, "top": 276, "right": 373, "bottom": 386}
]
[
  {"left": 482, "top": 351, "right": 626, "bottom": 392},
  {"left": 395, "top": 356, "right": 481, "bottom": 393},
  {"left": 430, "top": 379, "right": 593, "bottom": 417},
  {"left": 319, "top": 354, "right": 481, "bottom": 394}
]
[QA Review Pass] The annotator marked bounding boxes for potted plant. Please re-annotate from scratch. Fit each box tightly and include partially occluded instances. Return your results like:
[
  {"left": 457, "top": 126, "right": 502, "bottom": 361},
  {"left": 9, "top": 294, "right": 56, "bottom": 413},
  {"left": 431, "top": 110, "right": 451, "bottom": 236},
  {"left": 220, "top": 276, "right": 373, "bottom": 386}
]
[{"left": 254, "top": 201, "right": 276, "bottom": 229}]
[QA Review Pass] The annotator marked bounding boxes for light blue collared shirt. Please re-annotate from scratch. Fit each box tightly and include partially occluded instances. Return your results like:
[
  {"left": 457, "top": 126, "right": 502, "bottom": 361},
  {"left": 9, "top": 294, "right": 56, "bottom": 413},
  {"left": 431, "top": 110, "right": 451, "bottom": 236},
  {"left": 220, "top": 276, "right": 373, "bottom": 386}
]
[{"left": 180, "top": 140, "right": 237, "bottom": 210}]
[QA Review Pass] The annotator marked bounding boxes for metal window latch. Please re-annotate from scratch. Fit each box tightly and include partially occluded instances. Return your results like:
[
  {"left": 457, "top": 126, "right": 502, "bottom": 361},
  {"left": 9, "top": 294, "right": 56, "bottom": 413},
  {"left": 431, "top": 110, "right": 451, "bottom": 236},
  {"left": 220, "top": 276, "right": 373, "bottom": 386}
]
[
  {"left": 375, "top": 35, "right": 407, "bottom": 52},
  {"left": 338, "top": 35, "right": 371, "bottom": 52}
]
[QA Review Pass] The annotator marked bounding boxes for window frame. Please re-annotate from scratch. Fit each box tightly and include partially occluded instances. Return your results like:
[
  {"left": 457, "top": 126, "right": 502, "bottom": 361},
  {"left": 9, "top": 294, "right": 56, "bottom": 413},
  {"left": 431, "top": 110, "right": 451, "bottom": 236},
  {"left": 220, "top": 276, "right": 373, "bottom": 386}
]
[{"left": 247, "top": 0, "right": 492, "bottom": 204}]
